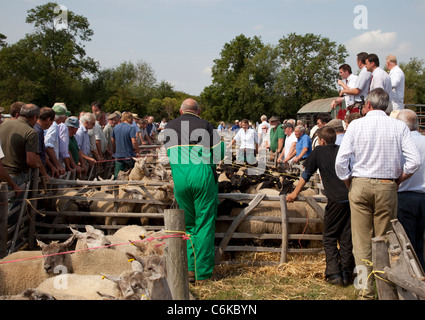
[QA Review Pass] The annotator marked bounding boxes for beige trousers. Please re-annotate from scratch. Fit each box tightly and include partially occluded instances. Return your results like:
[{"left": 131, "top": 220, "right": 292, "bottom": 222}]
[{"left": 349, "top": 177, "right": 397, "bottom": 299}]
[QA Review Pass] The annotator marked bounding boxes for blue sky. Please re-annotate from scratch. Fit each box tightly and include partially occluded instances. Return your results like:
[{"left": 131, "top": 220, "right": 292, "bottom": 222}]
[{"left": 1, "top": 0, "right": 424, "bottom": 96}]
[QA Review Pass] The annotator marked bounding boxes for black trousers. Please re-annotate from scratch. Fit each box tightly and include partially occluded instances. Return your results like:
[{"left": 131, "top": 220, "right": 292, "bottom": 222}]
[
  {"left": 323, "top": 201, "right": 354, "bottom": 277},
  {"left": 397, "top": 191, "right": 425, "bottom": 270}
]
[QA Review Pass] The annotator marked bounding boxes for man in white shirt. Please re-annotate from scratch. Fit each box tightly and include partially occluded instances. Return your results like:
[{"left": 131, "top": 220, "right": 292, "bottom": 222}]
[
  {"left": 257, "top": 115, "right": 270, "bottom": 147},
  {"left": 229, "top": 119, "right": 258, "bottom": 165},
  {"left": 386, "top": 55, "right": 405, "bottom": 111},
  {"left": 335, "top": 88, "right": 421, "bottom": 300},
  {"left": 340, "top": 52, "right": 372, "bottom": 110},
  {"left": 277, "top": 123, "right": 297, "bottom": 164},
  {"left": 332, "top": 64, "right": 358, "bottom": 109},
  {"left": 365, "top": 54, "right": 392, "bottom": 100},
  {"left": 395, "top": 109, "right": 425, "bottom": 270}
]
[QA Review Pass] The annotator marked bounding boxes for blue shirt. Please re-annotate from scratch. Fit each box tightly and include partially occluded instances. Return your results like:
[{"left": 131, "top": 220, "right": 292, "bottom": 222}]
[
  {"left": 296, "top": 133, "right": 312, "bottom": 160},
  {"left": 75, "top": 124, "right": 91, "bottom": 156},
  {"left": 112, "top": 122, "right": 136, "bottom": 159}
]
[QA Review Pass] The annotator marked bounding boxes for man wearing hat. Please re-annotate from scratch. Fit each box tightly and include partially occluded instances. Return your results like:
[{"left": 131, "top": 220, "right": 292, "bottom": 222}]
[
  {"left": 104, "top": 113, "right": 119, "bottom": 155},
  {"left": 44, "top": 103, "right": 69, "bottom": 177},
  {"left": 269, "top": 116, "right": 285, "bottom": 162},
  {"left": 65, "top": 116, "right": 83, "bottom": 177},
  {"left": 277, "top": 122, "right": 297, "bottom": 165}
]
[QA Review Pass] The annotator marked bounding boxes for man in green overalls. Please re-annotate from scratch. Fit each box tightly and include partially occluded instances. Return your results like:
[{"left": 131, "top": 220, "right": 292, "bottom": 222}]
[{"left": 163, "top": 99, "right": 225, "bottom": 282}]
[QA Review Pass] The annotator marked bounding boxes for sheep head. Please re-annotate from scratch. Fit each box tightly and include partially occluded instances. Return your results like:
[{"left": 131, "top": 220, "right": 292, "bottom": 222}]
[
  {"left": 36, "top": 234, "right": 75, "bottom": 275},
  {"left": 70, "top": 225, "right": 111, "bottom": 249}
]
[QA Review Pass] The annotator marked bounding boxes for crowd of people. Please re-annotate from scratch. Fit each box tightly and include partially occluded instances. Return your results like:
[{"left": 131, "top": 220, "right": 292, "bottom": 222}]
[
  {"left": 0, "top": 52, "right": 423, "bottom": 300},
  {"left": 0, "top": 101, "right": 166, "bottom": 195},
  {"left": 215, "top": 53, "right": 424, "bottom": 300}
]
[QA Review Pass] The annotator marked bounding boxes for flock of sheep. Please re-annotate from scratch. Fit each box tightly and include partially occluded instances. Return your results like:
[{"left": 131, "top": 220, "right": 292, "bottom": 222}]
[
  {"left": 0, "top": 149, "right": 323, "bottom": 300},
  {"left": 0, "top": 225, "right": 169, "bottom": 300}
]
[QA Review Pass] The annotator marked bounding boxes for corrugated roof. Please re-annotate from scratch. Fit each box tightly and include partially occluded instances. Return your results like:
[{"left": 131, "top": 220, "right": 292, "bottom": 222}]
[{"left": 297, "top": 97, "right": 339, "bottom": 114}]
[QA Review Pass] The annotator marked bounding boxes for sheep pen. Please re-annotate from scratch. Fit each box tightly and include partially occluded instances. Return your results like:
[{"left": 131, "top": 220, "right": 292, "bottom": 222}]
[{"left": 0, "top": 151, "right": 335, "bottom": 300}]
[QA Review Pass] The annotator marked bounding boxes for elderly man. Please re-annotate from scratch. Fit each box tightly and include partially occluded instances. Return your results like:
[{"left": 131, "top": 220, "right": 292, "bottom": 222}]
[
  {"left": 44, "top": 103, "right": 68, "bottom": 176},
  {"left": 335, "top": 88, "right": 421, "bottom": 300},
  {"left": 395, "top": 109, "right": 425, "bottom": 270},
  {"left": 293, "top": 125, "right": 312, "bottom": 164},
  {"left": 163, "top": 98, "right": 225, "bottom": 282},
  {"left": 386, "top": 55, "right": 405, "bottom": 111},
  {"left": 75, "top": 112, "right": 97, "bottom": 173},
  {"left": 277, "top": 122, "right": 297, "bottom": 165},
  {"left": 268, "top": 116, "right": 285, "bottom": 161}
]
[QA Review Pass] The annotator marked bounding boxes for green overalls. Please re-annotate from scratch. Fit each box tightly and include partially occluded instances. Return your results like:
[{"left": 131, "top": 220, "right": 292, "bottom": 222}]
[{"left": 164, "top": 112, "right": 225, "bottom": 280}]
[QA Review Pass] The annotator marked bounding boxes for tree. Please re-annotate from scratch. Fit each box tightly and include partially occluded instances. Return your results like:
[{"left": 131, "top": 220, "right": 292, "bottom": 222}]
[
  {"left": 400, "top": 57, "right": 425, "bottom": 104},
  {"left": 201, "top": 34, "right": 266, "bottom": 122},
  {"left": 0, "top": 2, "right": 98, "bottom": 109},
  {"left": 275, "top": 33, "right": 348, "bottom": 118}
]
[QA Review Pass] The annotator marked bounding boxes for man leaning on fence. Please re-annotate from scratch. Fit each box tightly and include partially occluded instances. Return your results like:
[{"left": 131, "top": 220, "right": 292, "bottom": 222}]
[{"left": 0, "top": 104, "right": 50, "bottom": 221}]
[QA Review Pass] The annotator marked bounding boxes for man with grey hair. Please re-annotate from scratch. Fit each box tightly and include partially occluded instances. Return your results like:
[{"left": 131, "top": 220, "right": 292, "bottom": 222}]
[
  {"left": 335, "top": 88, "right": 421, "bottom": 299},
  {"left": 75, "top": 112, "right": 97, "bottom": 173},
  {"left": 163, "top": 98, "right": 225, "bottom": 283},
  {"left": 386, "top": 55, "right": 405, "bottom": 111},
  {"left": 395, "top": 108, "right": 425, "bottom": 269},
  {"left": 293, "top": 125, "right": 312, "bottom": 164}
]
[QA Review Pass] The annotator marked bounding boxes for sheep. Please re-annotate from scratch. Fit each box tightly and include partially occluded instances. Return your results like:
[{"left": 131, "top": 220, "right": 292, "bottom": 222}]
[
  {"left": 100, "top": 253, "right": 171, "bottom": 300},
  {"left": 0, "top": 235, "right": 75, "bottom": 296},
  {"left": 71, "top": 225, "right": 165, "bottom": 258},
  {"left": 71, "top": 247, "right": 133, "bottom": 276},
  {"left": 0, "top": 288, "right": 57, "bottom": 300},
  {"left": 216, "top": 188, "right": 323, "bottom": 245},
  {"left": 36, "top": 274, "right": 121, "bottom": 300}
]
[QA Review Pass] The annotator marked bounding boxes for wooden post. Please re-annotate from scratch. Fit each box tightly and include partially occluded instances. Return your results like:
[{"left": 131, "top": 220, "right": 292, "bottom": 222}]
[
  {"left": 0, "top": 183, "right": 8, "bottom": 258},
  {"left": 280, "top": 194, "right": 288, "bottom": 264},
  {"left": 164, "top": 209, "right": 189, "bottom": 300},
  {"left": 372, "top": 236, "right": 399, "bottom": 300}
]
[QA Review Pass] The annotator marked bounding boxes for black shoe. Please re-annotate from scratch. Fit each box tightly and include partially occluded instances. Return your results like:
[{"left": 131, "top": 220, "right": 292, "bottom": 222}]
[
  {"left": 342, "top": 271, "right": 353, "bottom": 286},
  {"left": 327, "top": 273, "right": 343, "bottom": 286}
]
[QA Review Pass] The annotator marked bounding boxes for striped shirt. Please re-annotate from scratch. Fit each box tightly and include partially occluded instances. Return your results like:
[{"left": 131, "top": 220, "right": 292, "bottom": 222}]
[{"left": 335, "top": 110, "right": 421, "bottom": 181}]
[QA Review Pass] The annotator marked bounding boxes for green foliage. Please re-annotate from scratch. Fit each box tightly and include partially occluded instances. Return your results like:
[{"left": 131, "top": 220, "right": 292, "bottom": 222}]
[
  {"left": 400, "top": 57, "right": 425, "bottom": 104},
  {"left": 202, "top": 33, "right": 347, "bottom": 123},
  {"left": 0, "top": 2, "right": 98, "bottom": 112}
]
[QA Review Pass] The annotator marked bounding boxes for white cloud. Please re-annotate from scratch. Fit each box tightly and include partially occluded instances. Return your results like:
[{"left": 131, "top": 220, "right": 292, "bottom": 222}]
[
  {"left": 345, "top": 29, "right": 412, "bottom": 58},
  {"left": 202, "top": 66, "right": 212, "bottom": 75},
  {"left": 253, "top": 24, "right": 264, "bottom": 31}
]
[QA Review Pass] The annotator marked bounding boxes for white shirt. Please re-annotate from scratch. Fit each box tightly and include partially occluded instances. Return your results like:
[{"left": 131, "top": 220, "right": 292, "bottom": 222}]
[
  {"left": 354, "top": 66, "right": 372, "bottom": 102},
  {"left": 342, "top": 74, "right": 358, "bottom": 107},
  {"left": 234, "top": 128, "right": 258, "bottom": 150},
  {"left": 283, "top": 132, "right": 297, "bottom": 159},
  {"left": 398, "top": 131, "right": 425, "bottom": 193},
  {"left": 335, "top": 110, "right": 421, "bottom": 181},
  {"left": 257, "top": 121, "right": 270, "bottom": 134},
  {"left": 370, "top": 67, "right": 392, "bottom": 97},
  {"left": 389, "top": 65, "right": 405, "bottom": 107}
]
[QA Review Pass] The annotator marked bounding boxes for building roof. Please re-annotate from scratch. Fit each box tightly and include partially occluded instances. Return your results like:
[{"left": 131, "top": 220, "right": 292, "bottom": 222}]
[{"left": 297, "top": 97, "right": 339, "bottom": 114}]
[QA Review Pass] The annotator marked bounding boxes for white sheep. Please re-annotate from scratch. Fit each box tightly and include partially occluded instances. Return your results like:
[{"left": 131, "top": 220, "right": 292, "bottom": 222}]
[
  {"left": 100, "top": 254, "right": 171, "bottom": 300},
  {"left": 71, "top": 247, "right": 133, "bottom": 276},
  {"left": 36, "top": 274, "right": 121, "bottom": 300},
  {"left": 0, "top": 235, "right": 75, "bottom": 296}
]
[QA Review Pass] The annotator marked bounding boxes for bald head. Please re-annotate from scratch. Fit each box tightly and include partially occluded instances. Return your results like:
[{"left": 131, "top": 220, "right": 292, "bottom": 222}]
[{"left": 180, "top": 99, "right": 199, "bottom": 113}]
